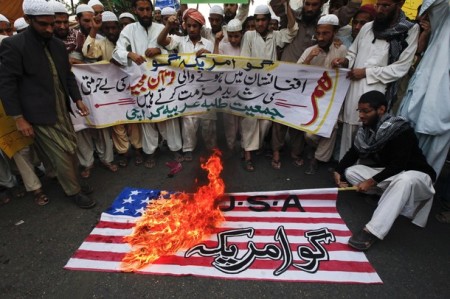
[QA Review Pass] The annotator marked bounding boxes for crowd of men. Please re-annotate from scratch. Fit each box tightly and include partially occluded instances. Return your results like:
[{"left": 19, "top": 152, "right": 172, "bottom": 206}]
[{"left": 0, "top": 0, "right": 449, "bottom": 251}]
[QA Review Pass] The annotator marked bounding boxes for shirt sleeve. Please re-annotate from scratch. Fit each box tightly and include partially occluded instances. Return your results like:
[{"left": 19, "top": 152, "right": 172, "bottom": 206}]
[
  {"left": 165, "top": 34, "right": 182, "bottom": 51},
  {"left": 82, "top": 35, "right": 103, "bottom": 59},
  {"left": 335, "top": 145, "right": 360, "bottom": 177},
  {"left": 276, "top": 22, "right": 299, "bottom": 48},
  {"left": 366, "top": 24, "right": 420, "bottom": 85},
  {"left": 240, "top": 31, "right": 252, "bottom": 58},
  {"left": 235, "top": 3, "right": 250, "bottom": 23},
  {"left": 112, "top": 27, "right": 133, "bottom": 66},
  {"left": 0, "top": 39, "right": 23, "bottom": 116},
  {"left": 297, "top": 47, "right": 311, "bottom": 64}
]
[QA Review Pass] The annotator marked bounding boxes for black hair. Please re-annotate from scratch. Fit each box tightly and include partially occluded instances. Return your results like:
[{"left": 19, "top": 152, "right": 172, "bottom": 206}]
[
  {"left": 131, "top": 0, "right": 153, "bottom": 9},
  {"left": 358, "top": 91, "right": 388, "bottom": 109}
]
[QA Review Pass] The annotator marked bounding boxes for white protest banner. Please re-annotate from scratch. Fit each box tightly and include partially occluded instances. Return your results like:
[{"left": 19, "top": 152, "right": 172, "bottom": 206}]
[{"left": 72, "top": 54, "right": 350, "bottom": 137}]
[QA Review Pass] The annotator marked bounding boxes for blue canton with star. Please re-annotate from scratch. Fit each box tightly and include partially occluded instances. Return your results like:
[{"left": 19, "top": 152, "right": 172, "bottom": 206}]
[{"left": 104, "top": 187, "right": 161, "bottom": 217}]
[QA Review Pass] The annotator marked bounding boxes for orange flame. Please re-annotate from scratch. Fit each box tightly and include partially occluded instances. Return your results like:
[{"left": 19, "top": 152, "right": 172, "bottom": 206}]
[{"left": 121, "top": 149, "right": 225, "bottom": 272}]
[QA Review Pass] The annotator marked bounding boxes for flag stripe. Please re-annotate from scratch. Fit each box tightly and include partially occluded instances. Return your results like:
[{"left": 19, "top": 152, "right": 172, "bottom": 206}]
[{"left": 65, "top": 188, "right": 382, "bottom": 284}]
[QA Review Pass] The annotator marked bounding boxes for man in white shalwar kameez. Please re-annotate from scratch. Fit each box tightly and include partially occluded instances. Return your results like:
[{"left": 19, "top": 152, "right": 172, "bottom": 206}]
[
  {"left": 332, "top": 0, "right": 419, "bottom": 161},
  {"left": 112, "top": 0, "right": 183, "bottom": 168},
  {"left": 398, "top": 0, "right": 450, "bottom": 176},
  {"left": 240, "top": 3, "right": 298, "bottom": 161}
]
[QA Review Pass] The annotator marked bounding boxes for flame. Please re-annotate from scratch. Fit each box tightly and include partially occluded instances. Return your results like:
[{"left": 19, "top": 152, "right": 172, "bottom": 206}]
[{"left": 121, "top": 149, "right": 225, "bottom": 272}]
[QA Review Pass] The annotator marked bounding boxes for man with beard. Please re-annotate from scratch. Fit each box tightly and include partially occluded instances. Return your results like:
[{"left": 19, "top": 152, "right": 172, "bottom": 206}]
[
  {"left": 0, "top": 14, "right": 12, "bottom": 37},
  {"left": 332, "top": 0, "right": 419, "bottom": 161},
  {"left": 83, "top": 11, "right": 120, "bottom": 62},
  {"left": 50, "top": 1, "right": 78, "bottom": 62},
  {"left": 298, "top": 14, "right": 347, "bottom": 174},
  {"left": 202, "top": 5, "right": 224, "bottom": 43},
  {"left": 113, "top": 0, "right": 183, "bottom": 168},
  {"left": 73, "top": 4, "right": 96, "bottom": 63},
  {"left": 271, "top": 0, "right": 361, "bottom": 169},
  {"left": 334, "top": 91, "right": 435, "bottom": 250},
  {"left": 240, "top": 3, "right": 298, "bottom": 170},
  {"left": 157, "top": 8, "right": 215, "bottom": 162},
  {"left": 223, "top": 2, "right": 250, "bottom": 24},
  {"left": 0, "top": 0, "right": 96, "bottom": 209}
]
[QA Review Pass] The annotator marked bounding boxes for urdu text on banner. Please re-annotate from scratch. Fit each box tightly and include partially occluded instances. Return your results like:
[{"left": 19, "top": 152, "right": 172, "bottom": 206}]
[{"left": 72, "top": 54, "right": 350, "bottom": 138}]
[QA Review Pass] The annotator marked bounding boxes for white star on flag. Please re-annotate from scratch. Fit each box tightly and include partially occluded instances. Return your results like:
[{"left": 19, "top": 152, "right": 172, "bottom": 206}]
[
  {"left": 130, "top": 190, "right": 142, "bottom": 196},
  {"left": 141, "top": 197, "right": 151, "bottom": 205},
  {"left": 114, "top": 206, "right": 128, "bottom": 213},
  {"left": 135, "top": 207, "right": 146, "bottom": 215},
  {"left": 123, "top": 196, "right": 134, "bottom": 204}
]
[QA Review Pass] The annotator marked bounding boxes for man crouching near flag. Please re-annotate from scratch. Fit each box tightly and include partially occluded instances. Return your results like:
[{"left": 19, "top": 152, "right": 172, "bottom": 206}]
[{"left": 333, "top": 91, "right": 436, "bottom": 251}]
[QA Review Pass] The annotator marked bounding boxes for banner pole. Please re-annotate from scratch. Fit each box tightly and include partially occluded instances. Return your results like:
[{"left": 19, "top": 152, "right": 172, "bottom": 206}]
[{"left": 338, "top": 187, "right": 357, "bottom": 191}]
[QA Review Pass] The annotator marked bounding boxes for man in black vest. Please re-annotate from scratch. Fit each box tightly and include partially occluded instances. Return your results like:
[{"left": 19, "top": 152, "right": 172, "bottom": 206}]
[{"left": 0, "top": 0, "right": 96, "bottom": 209}]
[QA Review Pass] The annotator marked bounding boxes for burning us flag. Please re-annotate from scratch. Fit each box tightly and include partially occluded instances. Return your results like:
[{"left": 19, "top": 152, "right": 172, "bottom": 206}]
[{"left": 65, "top": 152, "right": 381, "bottom": 284}]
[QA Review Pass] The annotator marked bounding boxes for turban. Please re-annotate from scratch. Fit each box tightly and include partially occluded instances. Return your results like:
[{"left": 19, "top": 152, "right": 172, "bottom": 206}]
[
  {"left": 76, "top": 4, "right": 94, "bottom": 15},
  {"left": 0, "top": 14, "right": 9, "bottom": 24},
  {"left": 49, "top": 0, "right": 68, "bottom": 14},
  {"left": 119, "top": 12, "right": 135, "bottom": 21},
  {"left": 88, "top": 0, "right": 104, "bottom": 8},
  {"left": 183, "top": 8, "right": 205, "bottom": 26},
  {"left": 161, "top": 7, "right": 176, "bottom": 16},
  {"left": 102, "top": 11, "right": 118, "bottom": 22},
  {"left": 318, "top": 14, "right": 339, "bottom": 26},
  {"left": 358, "top": 4, "right": 377, "bottom": 20},
  {"left": 14, "top": 17, "right": 29, "bottom": 31},
  {"left": 226, "top": 19, "right": 242, "bottom": 32},
  {"left": 23, "top": 0, "right": 54, "bottom": 16}
]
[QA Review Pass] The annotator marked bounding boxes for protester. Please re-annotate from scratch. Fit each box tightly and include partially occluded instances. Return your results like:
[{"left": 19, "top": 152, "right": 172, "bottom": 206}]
[
  {"left": 51, "top": 0, "right": 77, "bottom": 61},
  {"left": 153, "top": 6, "right": 162, "bottom": 24},
  {"left": 88, "top": 0, "right": 104, "bottom": 16},
  {"left": 113, "top": 0, "right": 183, "bottom": 168},
  {"left": 334, "top": 91, "right": 435, "bottom": 250},
  {"left": 269, "top": 17, "right": 280, "bottom": 31},
  {"left": 298, "top": 14, "right": 347, "bottom": 174},
  {"left": 338, "top": 4, "right": 376, "bottom": 48},
  {"left": 13, "top": 17, "right": 29, "bottom": 34},
  {"left": 271, "top": 0, "right": 360, "bottom": 170},
  {"left": 240, "top": 3, "right": 298, "bottom": 169},
  {"left": 202, "top": 5, "right": 225, "bottom": 43},
  {"left": 118, "top": 12, "right": 135, "bottom": 29},
  {"left": 332, "top": 0, "right": 419, "bottom": 160},
  {"left": 158, "top": 8, "right": 215, "bottom": 162},
  {"left": 214, "top": 19, "right": 259, "bottom": 171},
  {"left": 0, "top": 14, "right": 12, "bottom": 37},
  {"left": 223, "top": 2, "right": 250, "bottom": 24},
  {"left": 0, "top": 0, "right": 96, "bottom": 208},
  {"left": 397, "top": 0, "right": 449, "bottom": 176},
  {"left": 242, "top": 15, "right": 255, "bottom": 32}
]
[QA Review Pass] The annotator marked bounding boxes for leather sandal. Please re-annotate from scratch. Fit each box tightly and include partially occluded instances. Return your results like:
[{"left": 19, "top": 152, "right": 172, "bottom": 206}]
[
  {"left": 271, "top": 159, "right": 281, "bottom": 170},
  {"left": 243, "top": 159, "right": 255, "bottom": 172},
  {"left": 80, "top": 165, "right": 94, "bottom": 178},
  {"left": 33, "top": 190, "right": 49, "bottom": 206},
  {"left": 101, "top": 161, "right": 118, "bottom": 172}
]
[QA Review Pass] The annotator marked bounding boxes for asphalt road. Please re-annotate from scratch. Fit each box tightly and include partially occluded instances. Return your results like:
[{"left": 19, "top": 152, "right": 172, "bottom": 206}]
[{"left": 1, "top": 123, "right": 450, "bottom": 298}]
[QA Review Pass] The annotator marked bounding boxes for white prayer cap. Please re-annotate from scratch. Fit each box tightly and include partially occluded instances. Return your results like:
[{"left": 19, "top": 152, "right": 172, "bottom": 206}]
[
  {"left": 155, "top": 7, "right": 161, "bottom": 12},
  {"left": 271, "top": 15, "right": 280, "bottom": 22},
  {"left": 226, "top": 19, "right": 242, "bottom": 32},
  {"left": 49, "top": 0, "right": 68, "bottom": 14},
  {"left": 14, "top": 17, "right": 29, "bottom": 31},
  {"left": 209, "top": 5, "right": 224, "bottom": 16},
  {"left": 88, "top": 0, "right": 104, "bottom": 8},
  {"left": 0, "top": 14, "right": 9, "bottom": 24},
  {"left": 161, "top": 7, "right": 176, "bottom": 16},
  {"left": 254, "top": 5, "right": 270, "bottom": 15},
  {"left": 76, "top": 4, "right": 95, "bottom": 15},
  {"left": 317, "top": 14, "right": 339, "bottom": 26},
  {"left": 119, "top": 12, "right": 135, "bottom": 21},
  {"left": 102, "top": 11, "right": 118, "bottom": 22},
  {"left": 23, "top": 0, "right": 55, "bottom": 16}
]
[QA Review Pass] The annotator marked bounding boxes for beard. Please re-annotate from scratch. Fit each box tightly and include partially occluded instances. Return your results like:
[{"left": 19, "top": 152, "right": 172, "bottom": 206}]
[
  {"left": 301, "top": 9, "right": 322, "bottom": 24},
  {"left": 373, "top": 9, "right": 397, "bottom": 33},
  {"left": 137, "top": 16, "right": 152, "bottom": 28}
]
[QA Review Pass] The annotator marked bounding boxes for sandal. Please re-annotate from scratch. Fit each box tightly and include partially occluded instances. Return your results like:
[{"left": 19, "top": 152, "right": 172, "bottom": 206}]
[
  {"left": 184, "top": 151, "right": 193, "bottom": 162},
  {"left": 436, "top": 211, "right": 450, "bottom": 224},
  {"left": 144, "top": 155, "right": 156, "bottom": 169},
  {"left": 174, "top": 151, "right": 184, "bottom": 163},
  {"left": 33, "top": 190, "right": 49, "bottom": 206},
  {"left": 101, "top": 161, "right": 118, "bottom": 172},
  {"left": 271, "top": 159, "right": 281, "bottom": 170},
  {"left": 293, "top": 158, "right": 304, "bottom": 167},
  {"left": 244, "top": 160, "right": 255, "bottom": 172},
  {"left": 135, "top": 150, "right": 144, "bottom": 166},
  {"left": 348, "top": 228, "right": 378, "bottom": 251},
  {"left": 118, "top": 154, "right": 129, "bottom": 167},
  {"left": 80, "top": 165, "right": 94, "bottom": 178}
]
